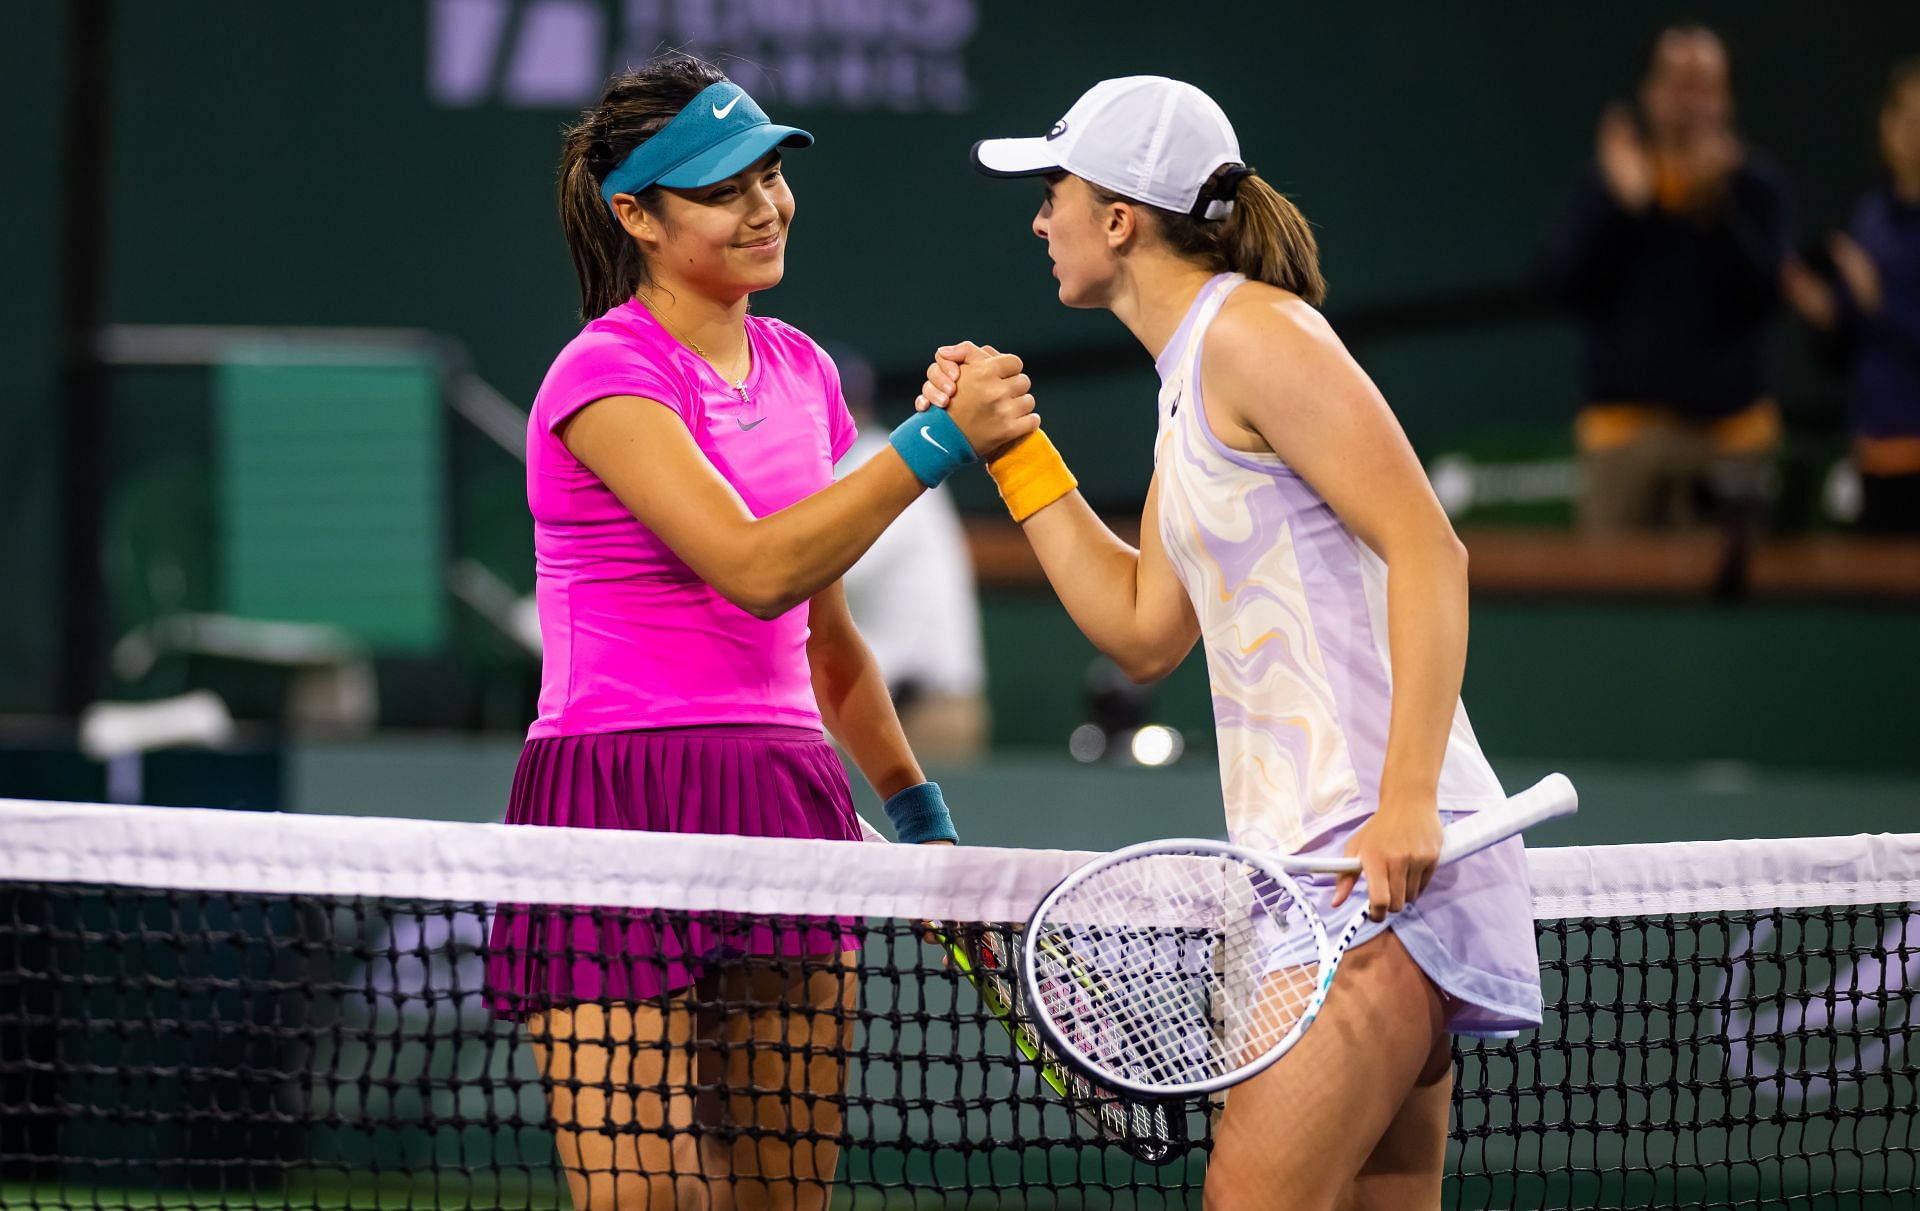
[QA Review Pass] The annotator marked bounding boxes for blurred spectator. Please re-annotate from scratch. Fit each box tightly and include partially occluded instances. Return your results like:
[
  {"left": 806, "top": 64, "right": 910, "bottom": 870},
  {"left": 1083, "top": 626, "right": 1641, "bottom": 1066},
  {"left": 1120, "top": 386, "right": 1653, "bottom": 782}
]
[
  {"left": 1543, "top": 25, "right": 1795, "bottom": 533},
  {"left": 1783, "top": 57, "right": 1920, "bottom": 534},
  {"left": 829, "top": 346, "right": 990, "bottom": 761}
]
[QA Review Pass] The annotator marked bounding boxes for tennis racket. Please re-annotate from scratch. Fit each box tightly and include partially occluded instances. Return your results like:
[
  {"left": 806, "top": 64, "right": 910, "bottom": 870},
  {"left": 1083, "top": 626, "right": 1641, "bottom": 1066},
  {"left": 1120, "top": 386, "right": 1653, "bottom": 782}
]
[
  {"left": 1019, "top": 773, "right": 1578, "bottom": 1099},
  {"left": 856, "top": 816, "right": 1190, "bottom": 1164}
]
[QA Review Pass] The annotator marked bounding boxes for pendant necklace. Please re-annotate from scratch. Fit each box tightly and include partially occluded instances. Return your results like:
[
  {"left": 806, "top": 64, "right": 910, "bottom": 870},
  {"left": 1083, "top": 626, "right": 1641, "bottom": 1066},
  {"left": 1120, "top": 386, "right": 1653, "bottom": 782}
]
[{"left": 643, "top": 295, "right": 752, "bottom": 404}]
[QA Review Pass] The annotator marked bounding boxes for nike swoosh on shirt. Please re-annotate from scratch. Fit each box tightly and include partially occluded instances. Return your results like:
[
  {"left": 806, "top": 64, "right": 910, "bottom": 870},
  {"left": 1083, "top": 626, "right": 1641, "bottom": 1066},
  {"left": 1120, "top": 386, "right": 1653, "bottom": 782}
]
[
  {"left": 712, "top": 94, "right": 743, "bottom": 119},
  {"left": 920, "top": 429, "right": 950, "bottom": 454},
  {"left": 737, "top": 417, "right": 766, "bottom": 431}
]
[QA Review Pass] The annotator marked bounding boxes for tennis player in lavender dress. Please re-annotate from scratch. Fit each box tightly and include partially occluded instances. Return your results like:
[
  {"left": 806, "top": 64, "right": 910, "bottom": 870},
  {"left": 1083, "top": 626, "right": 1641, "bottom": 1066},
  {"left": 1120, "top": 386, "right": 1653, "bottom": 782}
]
[
  {"left": 920, "top": 77, "right": 1543, "bottom": 1209},
  {"left": 480, "top": 55, "right": 1037, "bottom": 1211}
]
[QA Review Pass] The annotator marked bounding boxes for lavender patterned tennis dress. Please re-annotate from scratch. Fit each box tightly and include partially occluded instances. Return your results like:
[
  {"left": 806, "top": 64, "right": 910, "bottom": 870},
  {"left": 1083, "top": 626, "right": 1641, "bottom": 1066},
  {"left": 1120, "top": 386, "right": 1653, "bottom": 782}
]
[{"left": 1154, "top": 273, "right": 1541, "bottom": 1036}]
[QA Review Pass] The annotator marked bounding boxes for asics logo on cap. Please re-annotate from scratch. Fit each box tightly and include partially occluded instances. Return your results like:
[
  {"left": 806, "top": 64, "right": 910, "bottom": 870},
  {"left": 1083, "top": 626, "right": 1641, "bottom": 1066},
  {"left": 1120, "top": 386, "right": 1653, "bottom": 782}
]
[
  {"left": 1047, "top": 120, "right": 1068, "bottom": 141},
  {"left": 712, "top": 93, "right": 743, "bottom": 119}
]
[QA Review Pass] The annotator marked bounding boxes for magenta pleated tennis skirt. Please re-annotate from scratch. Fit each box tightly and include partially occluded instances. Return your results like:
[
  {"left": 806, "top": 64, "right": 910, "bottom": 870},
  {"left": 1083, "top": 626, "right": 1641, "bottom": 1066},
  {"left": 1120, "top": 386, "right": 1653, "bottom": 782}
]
[{"left": 483, "top": 725, "right": 863, "bottom": 1019}]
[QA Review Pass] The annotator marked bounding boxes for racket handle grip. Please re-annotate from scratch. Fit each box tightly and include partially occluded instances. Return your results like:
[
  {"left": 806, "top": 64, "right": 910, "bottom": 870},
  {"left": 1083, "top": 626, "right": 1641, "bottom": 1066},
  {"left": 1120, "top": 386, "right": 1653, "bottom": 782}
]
[
  {"left": 1292, "top": 773, "right": 1578, "bottom": 874},
  {"left": 1435, "top": 772, "right": 1578, "bottom": 865}
]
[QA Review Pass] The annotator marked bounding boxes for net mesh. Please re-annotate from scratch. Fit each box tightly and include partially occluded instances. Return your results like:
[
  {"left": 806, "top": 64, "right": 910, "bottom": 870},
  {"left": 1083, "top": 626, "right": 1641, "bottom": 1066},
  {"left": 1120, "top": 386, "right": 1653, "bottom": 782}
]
[{"left": 1, "top": 798, "right": 1916, "bottom": 1210}]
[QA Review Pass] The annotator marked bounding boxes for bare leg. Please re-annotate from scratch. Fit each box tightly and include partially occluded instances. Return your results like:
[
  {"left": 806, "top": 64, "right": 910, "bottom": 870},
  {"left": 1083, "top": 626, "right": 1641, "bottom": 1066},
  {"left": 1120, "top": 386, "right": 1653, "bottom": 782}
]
[
  {"left": 1336, "top": 997, "right": 1453, "bottom": 1211},
  {"left": 531, "top": 1000, "right": 705, "bottom": 1210},
  {"left": 1203, "top": 930, "right": 1451, "bottom": 1211},
  {"left": 530, "top": 954, "right": 857, "bottom": 1211},
  {"left": 709, "top": 961, "right": 858, "bottom": 1210}
]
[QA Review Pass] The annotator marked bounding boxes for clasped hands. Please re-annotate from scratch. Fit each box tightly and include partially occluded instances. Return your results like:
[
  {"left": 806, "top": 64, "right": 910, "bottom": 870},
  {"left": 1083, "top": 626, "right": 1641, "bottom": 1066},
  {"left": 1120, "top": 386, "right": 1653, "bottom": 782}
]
[{"left": 913, "top": 342, "right": 1037, "bottom": 462}]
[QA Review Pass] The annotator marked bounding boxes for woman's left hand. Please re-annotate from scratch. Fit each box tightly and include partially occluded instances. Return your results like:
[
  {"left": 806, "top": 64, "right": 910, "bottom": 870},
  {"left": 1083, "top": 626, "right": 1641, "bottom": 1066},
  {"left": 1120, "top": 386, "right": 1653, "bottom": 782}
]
[
  {"left": 917, "top": 342, "right": 991, "bottom": 411},
  {"left": 1333, "top": 801, "right": 1443, "bottom": 923}
]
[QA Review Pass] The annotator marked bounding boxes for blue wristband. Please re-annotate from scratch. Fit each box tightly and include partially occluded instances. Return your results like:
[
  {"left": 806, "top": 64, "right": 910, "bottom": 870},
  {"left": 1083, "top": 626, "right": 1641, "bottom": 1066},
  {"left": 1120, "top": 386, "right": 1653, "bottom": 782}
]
[
  {"left": 883, "top": 781, "right": 958, "bottom": 844},
  {"left": 889, "top": 408, "right": 977, "bottom": 489}
]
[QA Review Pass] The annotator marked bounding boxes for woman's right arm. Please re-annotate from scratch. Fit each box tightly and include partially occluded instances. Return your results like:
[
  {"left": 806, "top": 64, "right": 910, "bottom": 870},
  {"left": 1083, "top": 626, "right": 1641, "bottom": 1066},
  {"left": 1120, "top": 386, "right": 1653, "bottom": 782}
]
[
  {"left": 918, "top": 346, "right": 1196, "bottom": 682},
  {"left": 1004, "top": 473, "right": 1199, "bottom": 683},
  {"left": 562, "top": 358, "right": 1035, "bottom": 620}
]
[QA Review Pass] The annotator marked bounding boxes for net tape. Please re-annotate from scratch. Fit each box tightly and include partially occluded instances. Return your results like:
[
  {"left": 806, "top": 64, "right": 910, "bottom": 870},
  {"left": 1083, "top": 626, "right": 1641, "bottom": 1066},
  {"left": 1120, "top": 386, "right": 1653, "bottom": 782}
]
[
  {"left": 5, "top": 798, "right": 1919, "bottom": 919},
  {"left": 1, "top": 799, "right": 1916, "bottom": 1210}
]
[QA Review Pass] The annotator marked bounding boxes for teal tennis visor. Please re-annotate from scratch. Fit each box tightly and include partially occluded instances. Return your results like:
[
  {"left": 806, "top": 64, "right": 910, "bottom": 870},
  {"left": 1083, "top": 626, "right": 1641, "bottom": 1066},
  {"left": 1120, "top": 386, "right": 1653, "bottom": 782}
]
[{"left": 599, "top": 81, "right": 813, "bottom": 209}]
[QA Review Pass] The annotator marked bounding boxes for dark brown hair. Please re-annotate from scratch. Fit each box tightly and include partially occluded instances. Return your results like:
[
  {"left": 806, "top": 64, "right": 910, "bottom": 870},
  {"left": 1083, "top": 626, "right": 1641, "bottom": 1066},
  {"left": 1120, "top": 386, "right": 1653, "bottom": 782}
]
[
  {"left": 559, "top": 54, "right": 729, "bottom": 319},
  {"left": 1639, "top": 23, "right": 1734, "bottom": 89},
  {"left": 1087, "top": 168, "right": 1327, "bottom": 306}
]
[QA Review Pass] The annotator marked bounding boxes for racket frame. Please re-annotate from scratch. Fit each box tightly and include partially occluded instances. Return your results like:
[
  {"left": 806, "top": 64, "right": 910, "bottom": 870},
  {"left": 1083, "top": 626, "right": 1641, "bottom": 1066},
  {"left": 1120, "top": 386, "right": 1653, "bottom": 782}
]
[
  {"left": 1020, "top": 838, "right": 1334, "bottom": 1098},
  {"left": 1018, "top": 773, "right": 1579, "bottom": 1099}
]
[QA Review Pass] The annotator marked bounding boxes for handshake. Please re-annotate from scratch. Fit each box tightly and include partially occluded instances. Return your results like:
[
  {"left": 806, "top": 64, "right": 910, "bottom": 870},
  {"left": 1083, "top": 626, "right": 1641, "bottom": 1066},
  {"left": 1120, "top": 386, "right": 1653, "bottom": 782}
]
[
  {"left": 888, "top": 340, "right": 1075, "bottom": 524},
  {"left": 911, "top": 341, "right": 1039, "bottom": 463}
]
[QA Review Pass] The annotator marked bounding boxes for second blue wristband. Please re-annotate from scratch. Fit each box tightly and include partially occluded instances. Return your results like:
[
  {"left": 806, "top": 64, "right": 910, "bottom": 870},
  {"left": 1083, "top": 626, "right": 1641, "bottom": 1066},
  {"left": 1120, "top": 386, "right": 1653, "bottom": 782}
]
[
  {"left": 889, "top": 408, "right": 977, "bottom": 489},
  {"left": 883, "top": 781, "right": 958, "bottom": 845}
]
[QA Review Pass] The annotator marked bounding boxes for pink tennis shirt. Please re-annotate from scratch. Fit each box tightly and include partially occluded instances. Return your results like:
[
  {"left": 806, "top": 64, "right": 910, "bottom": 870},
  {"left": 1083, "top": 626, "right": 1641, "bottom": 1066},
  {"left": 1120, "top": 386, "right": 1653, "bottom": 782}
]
[{"left": 525, "top": 300, "right": 857, "bottom": 738}]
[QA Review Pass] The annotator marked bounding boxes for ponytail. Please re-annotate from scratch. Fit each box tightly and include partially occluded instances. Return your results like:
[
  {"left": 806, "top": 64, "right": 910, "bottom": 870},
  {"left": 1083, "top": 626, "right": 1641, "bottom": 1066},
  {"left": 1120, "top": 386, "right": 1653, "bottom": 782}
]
[
  {"left": 1217, "top": 174, "right": 1325, "bottom": 306},
  {"left": 558, "top": 118, "right": 647, "bottom": 320},
  {"left": 1087, "top": 167, "right": 1327, "bottom": 306},
  {"left": 557, "top": 55, "right": 728, "bottom": 320}
]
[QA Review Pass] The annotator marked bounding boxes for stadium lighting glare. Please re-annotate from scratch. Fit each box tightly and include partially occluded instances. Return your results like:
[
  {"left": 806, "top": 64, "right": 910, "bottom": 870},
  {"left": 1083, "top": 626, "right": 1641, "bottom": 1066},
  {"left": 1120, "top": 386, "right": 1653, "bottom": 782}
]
[
  {"left": 1128, "top": 724, "right": 1183, "bottom": 767},
  {"left": 1068, "top": 723, "right": 1108, "bottom": 764}
]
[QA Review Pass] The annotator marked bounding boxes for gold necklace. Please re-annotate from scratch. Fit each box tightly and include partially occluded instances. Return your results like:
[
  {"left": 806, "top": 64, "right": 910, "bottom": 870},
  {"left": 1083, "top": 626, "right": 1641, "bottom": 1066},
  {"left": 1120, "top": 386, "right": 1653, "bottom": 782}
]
[{"left": 641, "top": 295, "right": 752, "bottom": 403}]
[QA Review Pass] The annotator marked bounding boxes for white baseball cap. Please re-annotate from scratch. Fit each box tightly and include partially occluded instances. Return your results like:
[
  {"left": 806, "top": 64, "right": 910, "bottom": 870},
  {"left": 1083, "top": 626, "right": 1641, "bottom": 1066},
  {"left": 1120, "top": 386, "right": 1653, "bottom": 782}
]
[{"left": 971, "top": 76, "right": 1247, "bottom": 219}]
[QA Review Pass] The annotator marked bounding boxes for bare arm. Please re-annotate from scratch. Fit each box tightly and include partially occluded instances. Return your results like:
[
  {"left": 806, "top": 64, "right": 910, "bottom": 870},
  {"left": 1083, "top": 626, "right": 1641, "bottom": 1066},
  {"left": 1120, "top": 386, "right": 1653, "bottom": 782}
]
[
  {"left": 921, "top": 346, "right": 1196, "bottom": 683},
  {"left": 565, "top": 398, "right": 918, "bottom": 618},
  {"left": 806, "top": 580, "right": 925, "bottom": 801},
  {"left": 562, "top": 356, "right": 1035, "bottom": 620},
  {"left": 1005, "top": 473, "right": 1199, "bottom": 683},
  {"left": 1206, "top": 291, "right": 1467, "bottom": 914}
]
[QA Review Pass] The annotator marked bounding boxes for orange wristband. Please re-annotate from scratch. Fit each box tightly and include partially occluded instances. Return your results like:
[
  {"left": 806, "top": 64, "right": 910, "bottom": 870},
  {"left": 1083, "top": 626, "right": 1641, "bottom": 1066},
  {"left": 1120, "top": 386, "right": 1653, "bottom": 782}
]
[{"left": 986, "top": 431, "right": 1077, "bottom": 522}]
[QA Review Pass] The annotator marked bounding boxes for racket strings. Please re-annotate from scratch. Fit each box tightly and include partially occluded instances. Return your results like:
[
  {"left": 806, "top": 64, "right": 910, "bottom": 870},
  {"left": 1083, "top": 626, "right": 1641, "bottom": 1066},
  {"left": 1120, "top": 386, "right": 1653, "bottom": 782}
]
[{"left": 1031, "top": 851, "right": 1326, "bottom": 1089}]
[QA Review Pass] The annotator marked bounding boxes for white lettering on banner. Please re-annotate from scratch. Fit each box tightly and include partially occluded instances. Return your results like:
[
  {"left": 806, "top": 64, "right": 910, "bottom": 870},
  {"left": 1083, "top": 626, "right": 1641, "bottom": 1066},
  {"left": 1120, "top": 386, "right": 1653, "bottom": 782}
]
[
  {"left": 1718, "top": 913, "right": 1918, "bottom": 1112},
  {"left": 429, "top": 0, "right": 977, "bottom": 111}
]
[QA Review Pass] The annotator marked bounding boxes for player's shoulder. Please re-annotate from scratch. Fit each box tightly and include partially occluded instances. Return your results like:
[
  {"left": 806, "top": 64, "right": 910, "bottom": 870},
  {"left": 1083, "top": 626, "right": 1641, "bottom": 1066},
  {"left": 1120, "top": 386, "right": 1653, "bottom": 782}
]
[
  {"left": 553, "top": 304, "right": 663, "bottom": 371},
  {"left": 552, "top": 324, "right": 633, "bottom": 368},
  {"left": 747, "top": 313, "right": 821, "bottom": 357},
  {"left": 538, "top": 304, "right": 690, "bottom": 410},
  {"left": 748, "top": 314, "right": 841, "bottom": 386},
  {"left": 1207, "top": 279, "right": 1340, "bottom": 378}
]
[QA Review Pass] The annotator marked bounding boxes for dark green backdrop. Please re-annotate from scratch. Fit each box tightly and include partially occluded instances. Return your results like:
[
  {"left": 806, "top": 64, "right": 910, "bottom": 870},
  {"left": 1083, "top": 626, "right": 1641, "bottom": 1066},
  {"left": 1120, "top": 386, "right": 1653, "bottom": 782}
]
[{"left": 5, "top": 1, "right": 1916, "bottom": 767}]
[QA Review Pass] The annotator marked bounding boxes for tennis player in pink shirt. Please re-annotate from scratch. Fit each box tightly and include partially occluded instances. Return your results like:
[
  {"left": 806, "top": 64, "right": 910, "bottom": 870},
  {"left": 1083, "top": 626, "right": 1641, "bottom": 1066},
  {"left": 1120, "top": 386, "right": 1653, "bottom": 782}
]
[{"left": 482, "top": 54, "right": 1037, "bottom": 1209}]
